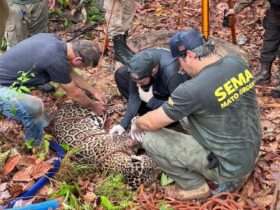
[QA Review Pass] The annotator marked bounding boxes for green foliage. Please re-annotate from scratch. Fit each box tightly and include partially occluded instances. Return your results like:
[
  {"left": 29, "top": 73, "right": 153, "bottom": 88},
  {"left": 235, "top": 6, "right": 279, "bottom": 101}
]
[
  {"left": 60, "top": 143, "right": 72, "bottom": 152},
  {"left": 57, "top": 0, "right": 70, "bottom": 8},
  {"left": 52, "top": 182, "right": 81, "bottom": 210},
  {"left": 9, "top": 105, "right": 17, "bottom": 117},
  {"left": 24, "top": 139, "right": 35, "bottom": 150},
  {"left": 83, "top": 0, "right": 104, "bottom": 24},
  {"left": 158, "top": 201, "right": 174, "bottom": 210},
  {"left": 10, "top": 71, "right": 34, "bottom": 94},
  {"left": 55, "top": 146, "right": 95, "bottom": 182},
  {"left": 52, "top": 181, "right": 94, "bottom": 210},
  {"left": 160, "top": 173, "right": 174, "bottom": 186},
  {"left": 0, "top": 37, "right": 7, "bottom": 51},
  {"left": 96, "top": 174, "right": 134, "bottom": 210},
  {"left": 24, "top": 134, "right": 51, "bottom": 160}
]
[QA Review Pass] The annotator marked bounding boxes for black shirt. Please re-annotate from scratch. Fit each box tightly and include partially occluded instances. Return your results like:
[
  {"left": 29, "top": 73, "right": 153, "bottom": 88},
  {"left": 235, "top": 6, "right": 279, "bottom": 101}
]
[
  {"left": 0, "top": 33, "right": 71, "bottom": 87},
  {"left": 120, "top": 48, "right": 189, "bottom": 129}
]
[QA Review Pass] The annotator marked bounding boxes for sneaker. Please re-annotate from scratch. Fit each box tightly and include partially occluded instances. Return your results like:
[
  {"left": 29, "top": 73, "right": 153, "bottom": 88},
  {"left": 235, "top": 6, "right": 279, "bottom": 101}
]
[{"left": 164, "top": 183, "right": 210, "bottom": 200}]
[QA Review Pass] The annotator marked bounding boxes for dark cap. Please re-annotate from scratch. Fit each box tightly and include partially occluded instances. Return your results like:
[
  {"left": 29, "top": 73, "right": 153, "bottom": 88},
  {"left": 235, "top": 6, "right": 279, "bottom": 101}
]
[
  {"left": 128, "top": 49, "right": 158, "bottom": 80},
  {"left": 169, "top": 28, "right": 204, "bottom": 58}
]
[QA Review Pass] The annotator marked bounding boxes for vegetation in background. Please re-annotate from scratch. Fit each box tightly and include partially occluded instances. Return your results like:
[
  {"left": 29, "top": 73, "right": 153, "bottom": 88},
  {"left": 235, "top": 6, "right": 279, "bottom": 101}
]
[
  {"left": 0, "top": 37, "right": 7, "bottom": 51},
  {"left": 10, "top": 71, "right": 34, "bottom": 94},
  {"left": 95, "top": 174, "right": 134, "bottom": 210},
  {"left": 51, "top": 181, "right": 94, "bottom": 210}
]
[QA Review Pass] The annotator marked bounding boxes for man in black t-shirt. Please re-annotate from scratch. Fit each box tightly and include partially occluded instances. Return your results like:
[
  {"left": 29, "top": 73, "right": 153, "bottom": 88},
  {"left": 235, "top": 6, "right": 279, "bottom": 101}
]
[
  {"left": 130, "top": 29, "right": 261, "bottom": 200},
  {"left": 0, "top": 33, "right": 106, "bottom": 145},
  {"left": 109, "top": 48, "right": 188, "bottom": 136}
]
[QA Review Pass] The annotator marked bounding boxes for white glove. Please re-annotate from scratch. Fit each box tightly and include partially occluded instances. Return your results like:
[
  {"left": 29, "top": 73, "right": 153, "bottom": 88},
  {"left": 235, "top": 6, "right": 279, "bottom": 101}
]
[
  {"left": 130, "top": 117, "right": 145, "bottom": 143},
  {"left": 109, "top": 124, "right": 125, "bottom": 136},
  {"left": 138, "top": 86, "right": 153, "bottom": 103}
]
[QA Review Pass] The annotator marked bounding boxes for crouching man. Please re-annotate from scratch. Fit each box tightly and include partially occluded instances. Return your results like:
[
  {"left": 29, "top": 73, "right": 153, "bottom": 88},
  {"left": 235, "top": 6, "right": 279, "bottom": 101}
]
[
  {"left": 130, "top": 28, "right": 261, "bottom": 200},
  {"left": 0, "top": 33, "right": 105, "bottom": 145}
]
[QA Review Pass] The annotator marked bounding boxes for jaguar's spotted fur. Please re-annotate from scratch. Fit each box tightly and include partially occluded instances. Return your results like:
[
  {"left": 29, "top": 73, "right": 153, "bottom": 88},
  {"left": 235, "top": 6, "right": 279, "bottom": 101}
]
[{"left": 52, "top": 103, "right": 159, "bottom": 189}]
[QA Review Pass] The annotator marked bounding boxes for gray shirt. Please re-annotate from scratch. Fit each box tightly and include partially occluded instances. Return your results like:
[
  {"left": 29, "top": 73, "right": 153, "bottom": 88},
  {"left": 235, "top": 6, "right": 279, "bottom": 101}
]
[{"left": 162, "top": 56, "right": 261, "bottom": 180}]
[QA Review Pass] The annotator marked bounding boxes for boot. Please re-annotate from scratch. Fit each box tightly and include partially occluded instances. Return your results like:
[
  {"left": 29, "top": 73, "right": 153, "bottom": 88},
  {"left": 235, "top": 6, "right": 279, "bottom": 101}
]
[
  {"left": 254, "top": 62, "right": 272, "bottom": 85},
  {"left": 113, "top": 34, "right": 135, "bottom": 66},
  {"left": 164, "top": 183, "right": 210, "bottom": 201}
]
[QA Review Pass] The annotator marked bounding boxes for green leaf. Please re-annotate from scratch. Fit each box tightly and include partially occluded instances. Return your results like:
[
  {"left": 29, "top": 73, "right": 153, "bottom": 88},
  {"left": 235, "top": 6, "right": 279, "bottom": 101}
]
[
  {"left": 100, "top": 196, "right": 117, "bottom": 210},
  {"left": 61, "top": 143, "right": 71, "bottom": 152},
  {"left": 19, "top": 86, "right": 31, "bottom": 93},
  {"left": 25, "top": 139, "right": 35, "bottom": 150},
  {"left": 9, "top": 105, "right": 17, "bottom": 117},
  {"left": 160, "top": 173, "right": 174, "bottom": 186}
]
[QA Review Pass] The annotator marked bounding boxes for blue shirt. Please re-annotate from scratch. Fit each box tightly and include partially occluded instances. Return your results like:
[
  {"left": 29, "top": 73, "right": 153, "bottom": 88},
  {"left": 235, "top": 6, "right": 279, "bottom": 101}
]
[{"left": 0, "top": 33, "right": 71, "bottom": 87}]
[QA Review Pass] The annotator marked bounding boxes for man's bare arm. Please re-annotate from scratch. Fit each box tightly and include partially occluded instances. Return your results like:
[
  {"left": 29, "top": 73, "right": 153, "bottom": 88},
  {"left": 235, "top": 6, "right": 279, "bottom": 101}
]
[
  {"left": 70, "top": 71, "right": 106, "bottom": 103},
  {"left": 61, "top": 81, "right": 105, "bottom": 115},
  {"left": 136, "top": 107, "right": 175, "bottom": 131}
]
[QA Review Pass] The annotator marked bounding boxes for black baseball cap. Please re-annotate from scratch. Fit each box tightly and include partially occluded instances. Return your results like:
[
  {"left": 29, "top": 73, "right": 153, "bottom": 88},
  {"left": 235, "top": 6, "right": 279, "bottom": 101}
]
[
  {"left": 169, "top": 28, "right": 204, "bottom": 58},
  {"left": 128, "top": 50, "right": 158, "bottom": 80}
]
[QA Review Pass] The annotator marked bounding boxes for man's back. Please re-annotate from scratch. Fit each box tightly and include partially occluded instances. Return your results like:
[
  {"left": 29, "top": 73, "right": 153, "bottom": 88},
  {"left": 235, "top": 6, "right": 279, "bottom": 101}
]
[
  {"left": 163, "top": 55, "right": 261, "bottom": 180},
  {"left": 0, "top": 33, "right": 71, "bottom": 87}
]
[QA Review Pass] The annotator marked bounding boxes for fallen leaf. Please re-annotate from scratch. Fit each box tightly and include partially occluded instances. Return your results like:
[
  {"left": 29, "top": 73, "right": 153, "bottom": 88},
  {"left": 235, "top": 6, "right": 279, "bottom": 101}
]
[
  {"left": 12, "top": 166, "right": 33, "bottom": 182},
  {"left": 0, "top": 182, "right": 8, "bottom": 192},
  {"left": 0, "top": 190, "right": 11, "bottom": 201},
  {"left": 31, "top": 161, "right": 52, "bottom": 179},
  {"left": 254, "top": 195, "right": 274, "bottom": 208},
  {"left": 18, "top": 156, "right": 38, "bottom": 167},
  {"left": 3, "top": 155, "right": 21, "bottom": 175},
  {"left": 83, "top": 191, "right": 97, "bottom": 203},
  {"left": 9, "top": 183, "right": 24, "bottom": 197}
]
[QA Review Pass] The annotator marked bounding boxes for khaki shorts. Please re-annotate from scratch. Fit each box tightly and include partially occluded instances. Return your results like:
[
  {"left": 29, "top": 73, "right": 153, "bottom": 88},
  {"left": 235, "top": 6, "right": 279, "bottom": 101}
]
[
  {"left": 5, "top": 0, "right": 48, "bottom": 47},
  {"left": 104, "top": 0, "right": 136, "bottom": 38}
]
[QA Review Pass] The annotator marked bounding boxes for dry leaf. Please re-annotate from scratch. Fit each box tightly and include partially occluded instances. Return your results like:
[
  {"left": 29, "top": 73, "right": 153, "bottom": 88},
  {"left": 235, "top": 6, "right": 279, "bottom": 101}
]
[
  {"left": 31, "top": 161, "right": 52, "bottom": 179},
  {"left": 0, "top": 183, "right": 8, "bottom": 192},
  {"left": 83, "top": 192, "right": 96, "bottom": 203},
  {"left": 18, "top": 156, "right": 38, "bottom": 167},
  {"left": 254, "top": 195, "right": 274, "bottom": 208},
  {"left": 3, "top": 155, "right": 21, "bottom": 175},
  {"left": 12, "top": 166, "right": 33, "bottom": 182},
  {"left": 9, "top": 183, "right": 24, "bottom": 197}
]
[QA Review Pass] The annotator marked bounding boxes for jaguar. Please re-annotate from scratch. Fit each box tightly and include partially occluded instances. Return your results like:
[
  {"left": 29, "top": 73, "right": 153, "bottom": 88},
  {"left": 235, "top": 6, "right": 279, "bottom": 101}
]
[{"left": 51, "top": 102, "right": 159, "bottom": 189}]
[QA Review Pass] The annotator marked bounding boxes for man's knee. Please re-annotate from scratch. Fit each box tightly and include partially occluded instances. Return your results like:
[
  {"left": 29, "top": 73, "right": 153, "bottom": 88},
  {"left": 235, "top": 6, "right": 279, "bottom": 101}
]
[
  {"left": 115, "top": 66, "right": 130, "bottom": 96},
  {"left": 18, "top": 94, "right": 44, "bottom": 118},
  {"left": 142, "top": 131, "right": 162, "bottom": 155}
]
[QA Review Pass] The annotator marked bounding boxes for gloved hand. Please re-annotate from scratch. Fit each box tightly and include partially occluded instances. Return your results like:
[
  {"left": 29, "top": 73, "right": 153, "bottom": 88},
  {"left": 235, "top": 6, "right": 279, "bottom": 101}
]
[
  {"left": 138, "top": 86, "right": 153, "bottom": 103},
  {"left": 109, "top": 124, "right": 125, "bottom": 136},
  {"left": 130, "top": 117, "right": 145, "bottom": 143}
]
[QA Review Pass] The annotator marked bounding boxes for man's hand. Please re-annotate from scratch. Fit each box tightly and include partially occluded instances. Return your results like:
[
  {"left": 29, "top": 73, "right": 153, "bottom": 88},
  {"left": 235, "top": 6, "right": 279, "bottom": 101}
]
[
  {"left": 109, "top": 124, "right": 125, "bottom": 136},
  {"left": 48, "top": 0, "right": 56, "bottom": 9},
  {"left": 90, "top": 101, "right": 106, "bottom": 115},
  {"left": 138, "top": 86, "right": 153, "bottom": 103},
  {"left": 130, "top": 117, "right": 145, "bottom": 142},
  {"left": 92, "top": 89, "right": 107, "bottom": 104}
]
